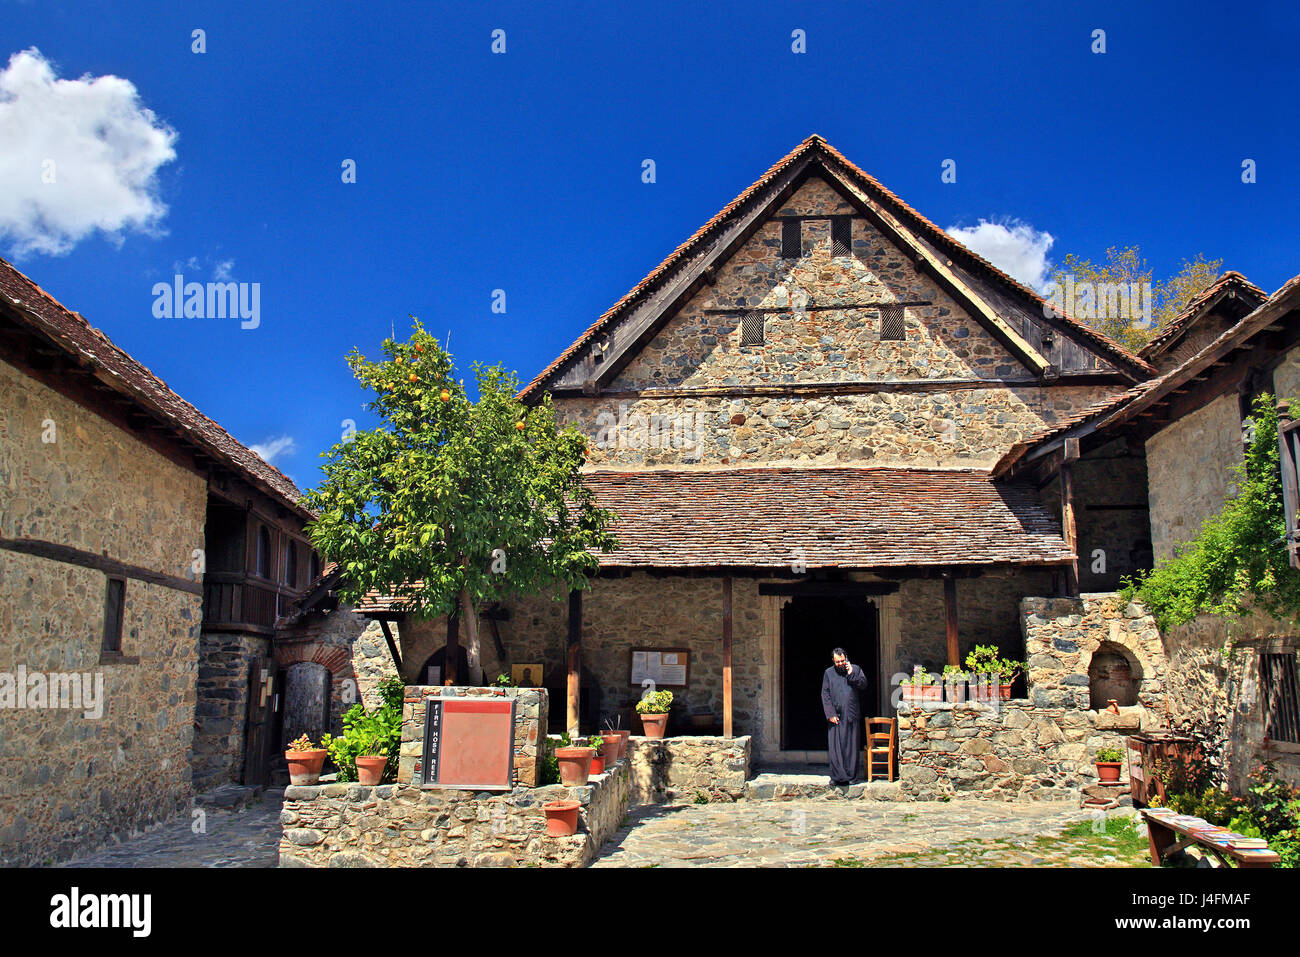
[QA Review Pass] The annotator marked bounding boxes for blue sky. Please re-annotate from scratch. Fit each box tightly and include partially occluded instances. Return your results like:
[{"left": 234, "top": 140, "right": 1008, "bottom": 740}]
[{"left": 3, "top": 0, "right": 1298, "bottom": 490}]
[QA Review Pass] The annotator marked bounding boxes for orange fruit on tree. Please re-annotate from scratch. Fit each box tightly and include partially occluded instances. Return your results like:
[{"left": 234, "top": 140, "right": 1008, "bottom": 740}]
[
  {"left": 515, "top": 422, "right": 525, "bottom": 431},
  {"left": 440, "top": 390, "right": 450, "bottom": 402},
  {"left": 409, "top": 374, "right": 417, "bottom": 382}
]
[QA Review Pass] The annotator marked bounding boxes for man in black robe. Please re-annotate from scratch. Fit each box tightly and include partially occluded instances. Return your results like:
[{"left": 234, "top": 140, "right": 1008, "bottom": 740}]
[{"left": 821, "top": 647, "right": 869, "bottom": 785}]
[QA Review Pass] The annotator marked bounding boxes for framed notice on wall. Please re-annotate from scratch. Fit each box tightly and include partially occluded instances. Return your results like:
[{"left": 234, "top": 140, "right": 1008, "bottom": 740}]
[
  {"left": 422, "top": 697, "right": 515, "bottom": 790},
  {"left": 629, "top": 648, "right": 690, "bottom": 688}
]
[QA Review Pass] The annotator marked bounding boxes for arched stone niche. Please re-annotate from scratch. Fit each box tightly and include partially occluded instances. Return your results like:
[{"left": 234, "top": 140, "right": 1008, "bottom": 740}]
[
  {"left": 1088, "top": 640, "right": 1142, "bottom": 709},
  {"left": 282, "top": 661, "right": 331, "bottom": 748}
]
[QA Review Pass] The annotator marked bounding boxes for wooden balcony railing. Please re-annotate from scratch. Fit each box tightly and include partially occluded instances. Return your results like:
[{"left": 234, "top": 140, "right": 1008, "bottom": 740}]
[{"left": 202, "top": 572, "right": 298, "bottom": 631}]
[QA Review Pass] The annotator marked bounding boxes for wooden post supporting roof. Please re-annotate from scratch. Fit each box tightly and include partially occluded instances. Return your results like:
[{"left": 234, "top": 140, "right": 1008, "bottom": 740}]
[
  {"left": 567, "top": 589, "right": 582, "bottom": 736},
  {"left": 722, "top": 576, "right": 734, "bottom": 738},
  {"left": 943, "top": 572, "right": 960, "bottom": 667},
  {"left": 1061, "top": 437, "right": 1081, "bottom": 596},
  {"left": 445, "top": 613, "right": 459, "bottom": 685}
]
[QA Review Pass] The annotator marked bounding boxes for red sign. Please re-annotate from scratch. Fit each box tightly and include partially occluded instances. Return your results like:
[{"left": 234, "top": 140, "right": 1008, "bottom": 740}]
[{"left": 423, "top": 698, "right": 515, "bottom": 790}]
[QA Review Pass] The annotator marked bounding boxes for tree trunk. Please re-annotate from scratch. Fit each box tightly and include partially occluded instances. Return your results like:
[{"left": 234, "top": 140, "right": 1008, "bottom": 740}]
[{"left": 459, "top": 587, "right": 484, "bottom": 685}]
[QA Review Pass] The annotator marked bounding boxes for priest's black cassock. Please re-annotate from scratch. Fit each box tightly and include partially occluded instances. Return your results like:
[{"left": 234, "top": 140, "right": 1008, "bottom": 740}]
[{"left": 821, "top": 663, "right": 870, "bottom": 784}]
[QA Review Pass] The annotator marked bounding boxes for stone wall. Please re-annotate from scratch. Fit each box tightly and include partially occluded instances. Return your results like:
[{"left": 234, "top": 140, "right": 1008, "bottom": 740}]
[
  {"left": 549, "top": 176, "right": 1124, "bottom": 471},
  {"left": 278, "top": 759, "right": 629, "bottom": 868},
  {"left": 0, "top": 358, "right": 206, "bottom": 866},
  {"left": 192, "top": 630, "right": 270, "bottom": 790},
  {"left": 896, "top": 593, "right": 1170, "bottom": 801},
  {"left": 626, "top": 735, "right": 751, "bottom": 804},
  {"left": 1145, "top": 392, "right": 1244, "bottom": 562},
  {"left": 399, "top": 685, "right": 547, "bottom": 788},
  {"left": 1161, "top": 608, "right": 1300, "bottom": 791}
]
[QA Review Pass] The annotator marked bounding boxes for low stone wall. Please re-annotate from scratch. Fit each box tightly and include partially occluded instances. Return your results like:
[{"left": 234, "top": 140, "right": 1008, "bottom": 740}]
[
  {"left": 626, "top": 735, "right": 752, "bottom": 803},
  {"left": 898, "top": 701, "right": 1144, "bottom": 800},
  {"left": 278, "top": 758, "right": 629, "bottom": 868}
]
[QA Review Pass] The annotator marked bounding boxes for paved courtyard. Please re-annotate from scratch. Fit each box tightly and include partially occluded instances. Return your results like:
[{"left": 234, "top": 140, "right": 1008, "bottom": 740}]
[
  {"left": 590, "top": 799, "right": 1132, "bottom": 867},
  {"left": 54, "top": 787, "right": 1139, "bottom": 868}
]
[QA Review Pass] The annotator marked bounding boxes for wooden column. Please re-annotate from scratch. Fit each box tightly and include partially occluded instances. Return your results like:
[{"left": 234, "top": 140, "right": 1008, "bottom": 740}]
[
  {"left": 444, "top": 613, "right": 459, "bottom": 685},
  {"left": 567, "top": 589, "right": 582, "bottom": 736},
  {"left": 722, "top": 576, "right": 733, "bottom": 738},
  {"left": 943, "top": 572, "right": 960, "bottom": 667},
  {"left": 1061, "top": 437, "right": 1081, "bottom": 596}
]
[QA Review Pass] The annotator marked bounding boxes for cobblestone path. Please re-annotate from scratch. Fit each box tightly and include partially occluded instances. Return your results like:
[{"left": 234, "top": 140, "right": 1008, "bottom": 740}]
[
  {"left": 58, "top": 791, "right": 283, "bottom": 868},
  {"left": 591, "top": 800, "right": 1142, "bottom": 867}
]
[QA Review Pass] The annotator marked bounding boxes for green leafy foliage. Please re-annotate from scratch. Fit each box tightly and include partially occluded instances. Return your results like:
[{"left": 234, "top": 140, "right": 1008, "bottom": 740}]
[
  {"left": 1121, "top": 395, "right": 1300, "bottom": 631},
  {"left": 963, "top": 645, "right": 1023, "bottom": 681},
  {"left": 902, "top": 667, "right": 936, "bottom": 686},
  {"left": 300, "top": 319, "right": 618, "bottom": 627},
  {"left": 325, "top": 677, "right": 404, "bottom": 783},
  {"left": 287, "top": 734, "right": 320, "bottom": 753},
  {"left": 493, "top": 673, "right": 515, "bottom": 687},
  {"left": 636, "top": 689, "right": 673, "bottom": 714},
  {"left": 1095, "top": 746, "right": 1124, "bottom": 763},
  {"left": 540, "top": 731, "right": 570, "bottom": 785}
]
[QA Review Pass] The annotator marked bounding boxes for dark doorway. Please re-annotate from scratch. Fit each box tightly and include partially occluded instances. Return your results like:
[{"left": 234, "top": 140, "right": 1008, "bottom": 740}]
[
  {"left": 781, "top": 595, "right": 878, "bottom": 752},
  {"left": 240, "top": 656, "right": 277, "bottom": 786}
]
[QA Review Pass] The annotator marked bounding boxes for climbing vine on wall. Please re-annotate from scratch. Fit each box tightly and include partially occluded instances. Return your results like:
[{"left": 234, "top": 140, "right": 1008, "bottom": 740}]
[{"left": 1121, "top": 394, "right": 1300, "bottom": 631}]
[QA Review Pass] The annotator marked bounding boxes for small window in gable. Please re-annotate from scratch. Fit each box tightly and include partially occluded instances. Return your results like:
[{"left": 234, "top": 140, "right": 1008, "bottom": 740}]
[
  {"left": 781, "top": 220, "right": 801, "bottom": 259},
  {"left": 740, "top": 312, "right": 765, "bottom": 346},
  {"left": 831, "top": 217, "right": 852, "bottom": 257},
  {"left": 880, "top": 304, "right": 905, "bottom": 340}
]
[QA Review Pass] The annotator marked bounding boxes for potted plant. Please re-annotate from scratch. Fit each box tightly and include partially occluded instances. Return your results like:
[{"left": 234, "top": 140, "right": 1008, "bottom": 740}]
[
  {"left": 900, "top": 667, "right": 941, "bottom": 706},
  {"left": 354, "top": 729, "right": 389, "bottom": 786},
  {"left": 595, "top": 728, "right": 621, "bottom": 765},
  {"left": 964, "top": 645, "right": 1022, "bottom": 701},
  {"left": 636, "top": 689, "right": 674, "bottom": 737},
  {"left": 493, "top": 673, "right": 516, "bottom": 687},
  {"left": 543, "top": 799, "right": 581, "bottom": 836},
  {"left": 588, "top": 733, "right": 606, "bottom": 775},
  {"left": 1096, "top": 745, "right": 1125, "bottom": 783},
  {"left": 323, "top": 679, "right": 402, "bottom": 783},
  {"left": 285, "top": 733, "right": 327, "bottom": 785},
  {"left": 942, "top": 665, "right": 967, "bottom": 703},
  {"left": 603, "top": 716, "right": 630, "bottom": 761},
  {"left": 554, "top": 732, "right": 596, "bottom": 786}
]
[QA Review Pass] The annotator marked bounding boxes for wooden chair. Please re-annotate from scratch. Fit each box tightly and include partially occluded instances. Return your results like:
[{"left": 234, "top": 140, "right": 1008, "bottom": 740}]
[{"left": 864, "top": 717, "right": 897, "bottom": 782}]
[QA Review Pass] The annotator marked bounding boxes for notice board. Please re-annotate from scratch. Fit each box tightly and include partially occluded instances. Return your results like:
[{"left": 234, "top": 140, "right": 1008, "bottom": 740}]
[
  {"left": 422, "top": 697, "right": 515, "bottom": 790},
  {"left": 629, "top": 648, "right": 690, "bottom": 688}
]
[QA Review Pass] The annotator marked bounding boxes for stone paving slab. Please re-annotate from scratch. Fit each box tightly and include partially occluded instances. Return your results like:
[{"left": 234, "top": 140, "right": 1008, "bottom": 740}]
[{"left": 590, "top": 799, "right": 1108, "bottom": 867}]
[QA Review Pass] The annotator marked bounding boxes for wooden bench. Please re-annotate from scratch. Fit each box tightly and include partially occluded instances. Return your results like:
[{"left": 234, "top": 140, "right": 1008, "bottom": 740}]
[{"left": 1140, "top": 809, "right": 1280, "bottom": 868}]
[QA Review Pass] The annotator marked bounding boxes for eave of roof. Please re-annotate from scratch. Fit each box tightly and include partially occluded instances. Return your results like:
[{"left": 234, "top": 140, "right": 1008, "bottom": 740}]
[
  {"left": 1137, "top": 271, "right": 1269, "bottom": 362},
  {"left": 0, "top": 256, "right": 311, "bottom": 518}
]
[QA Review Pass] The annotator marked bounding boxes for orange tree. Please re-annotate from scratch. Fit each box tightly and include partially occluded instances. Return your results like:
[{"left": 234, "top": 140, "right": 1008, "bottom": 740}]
[{"left": 301, "top": 319, "right": 617, "bottom": 682}]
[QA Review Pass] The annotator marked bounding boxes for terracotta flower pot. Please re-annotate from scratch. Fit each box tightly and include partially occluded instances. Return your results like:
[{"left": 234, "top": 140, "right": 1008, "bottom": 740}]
[
  {"left": 555, "top": 747, "right": 594, "bottom": 786},
  {"left": 543, "top": 800, "right": 581, "bottom": 837},
  {"left": 285, "top": 748, "right": 327, "bottom": 785},
  {"left": 944, "top": 682, "right": 966, "bottom": 703},
  {"left": 590, "top": 754, "right": 605, "bottom": 775},
  {"left": 1096, "top": 761, "right": 1122, "bottom": 784},
  {"left": 639, "top": 712, "right": 669, "bottom": 738},
  {"left": 607, "top": 730, "right": 631, "bottom": 760},
  {"left": 596, "top": 735, "right": 619, "bottom": 763},
  {"left": 356, "top": 755, "right": 387, "bottom": 785},
  {"left": 999, "top": 682, "right": 1014, "bottom": 701}
]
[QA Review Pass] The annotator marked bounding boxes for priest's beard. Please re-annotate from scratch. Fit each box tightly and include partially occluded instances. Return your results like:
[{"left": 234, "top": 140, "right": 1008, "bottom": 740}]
[{"left": 834, "top": 664, "right": 847, "bottom": 675}]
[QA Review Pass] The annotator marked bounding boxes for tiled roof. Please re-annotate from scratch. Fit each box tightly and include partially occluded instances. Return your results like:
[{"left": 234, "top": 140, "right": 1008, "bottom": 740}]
[
  {"left": 519, "top": 134, "right": 1153, "bottom": 399},
  {"left": 0, "top": 256, "right": 307, "bottom": 513},
  {"left": 582, "top": 467, "right": 1073, "bottom": 569},
  {"left": 1137, "top": 270, "right": 1268, "bottom": 361},
  {"left": 338, "top": 467, "right": 1073, "bottom": 613}
]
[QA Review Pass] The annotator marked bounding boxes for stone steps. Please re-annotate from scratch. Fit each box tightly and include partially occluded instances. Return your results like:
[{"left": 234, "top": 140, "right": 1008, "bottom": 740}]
[{"left": 743, "top": 767, "right": 904, "bottom": 802}]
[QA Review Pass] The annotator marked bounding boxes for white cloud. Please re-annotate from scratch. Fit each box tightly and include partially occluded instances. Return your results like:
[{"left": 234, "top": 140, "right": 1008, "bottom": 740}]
[
  {"left": 0, "top": 48, "right": 177, "bottom": 257},
  {"left": 249, "top": 435, "right": 297, "bottom": 466},
  {"left": 945, "top": 218, "right": 1055, "bottom": 292}
]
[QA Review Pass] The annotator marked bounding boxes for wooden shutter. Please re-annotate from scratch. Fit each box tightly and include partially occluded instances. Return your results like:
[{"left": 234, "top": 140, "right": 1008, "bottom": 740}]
[
  {"left": 1278, "top": 402, "right": 1300, "bottom": 568},
  {"left": 880, "top": 303, "right": 905, "bottom": 340},
  {"left": 741, "top": 312, "right": 765, "bottom": 346},
  {"left": 831, "top": 217, "right": 852, "bottom": 257},
  {"left": 1260, "top": 652, "right": 1300, "bottom": 744},
  {"left": 782, "top": 220, "right": 801, "bottom": 259}
]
